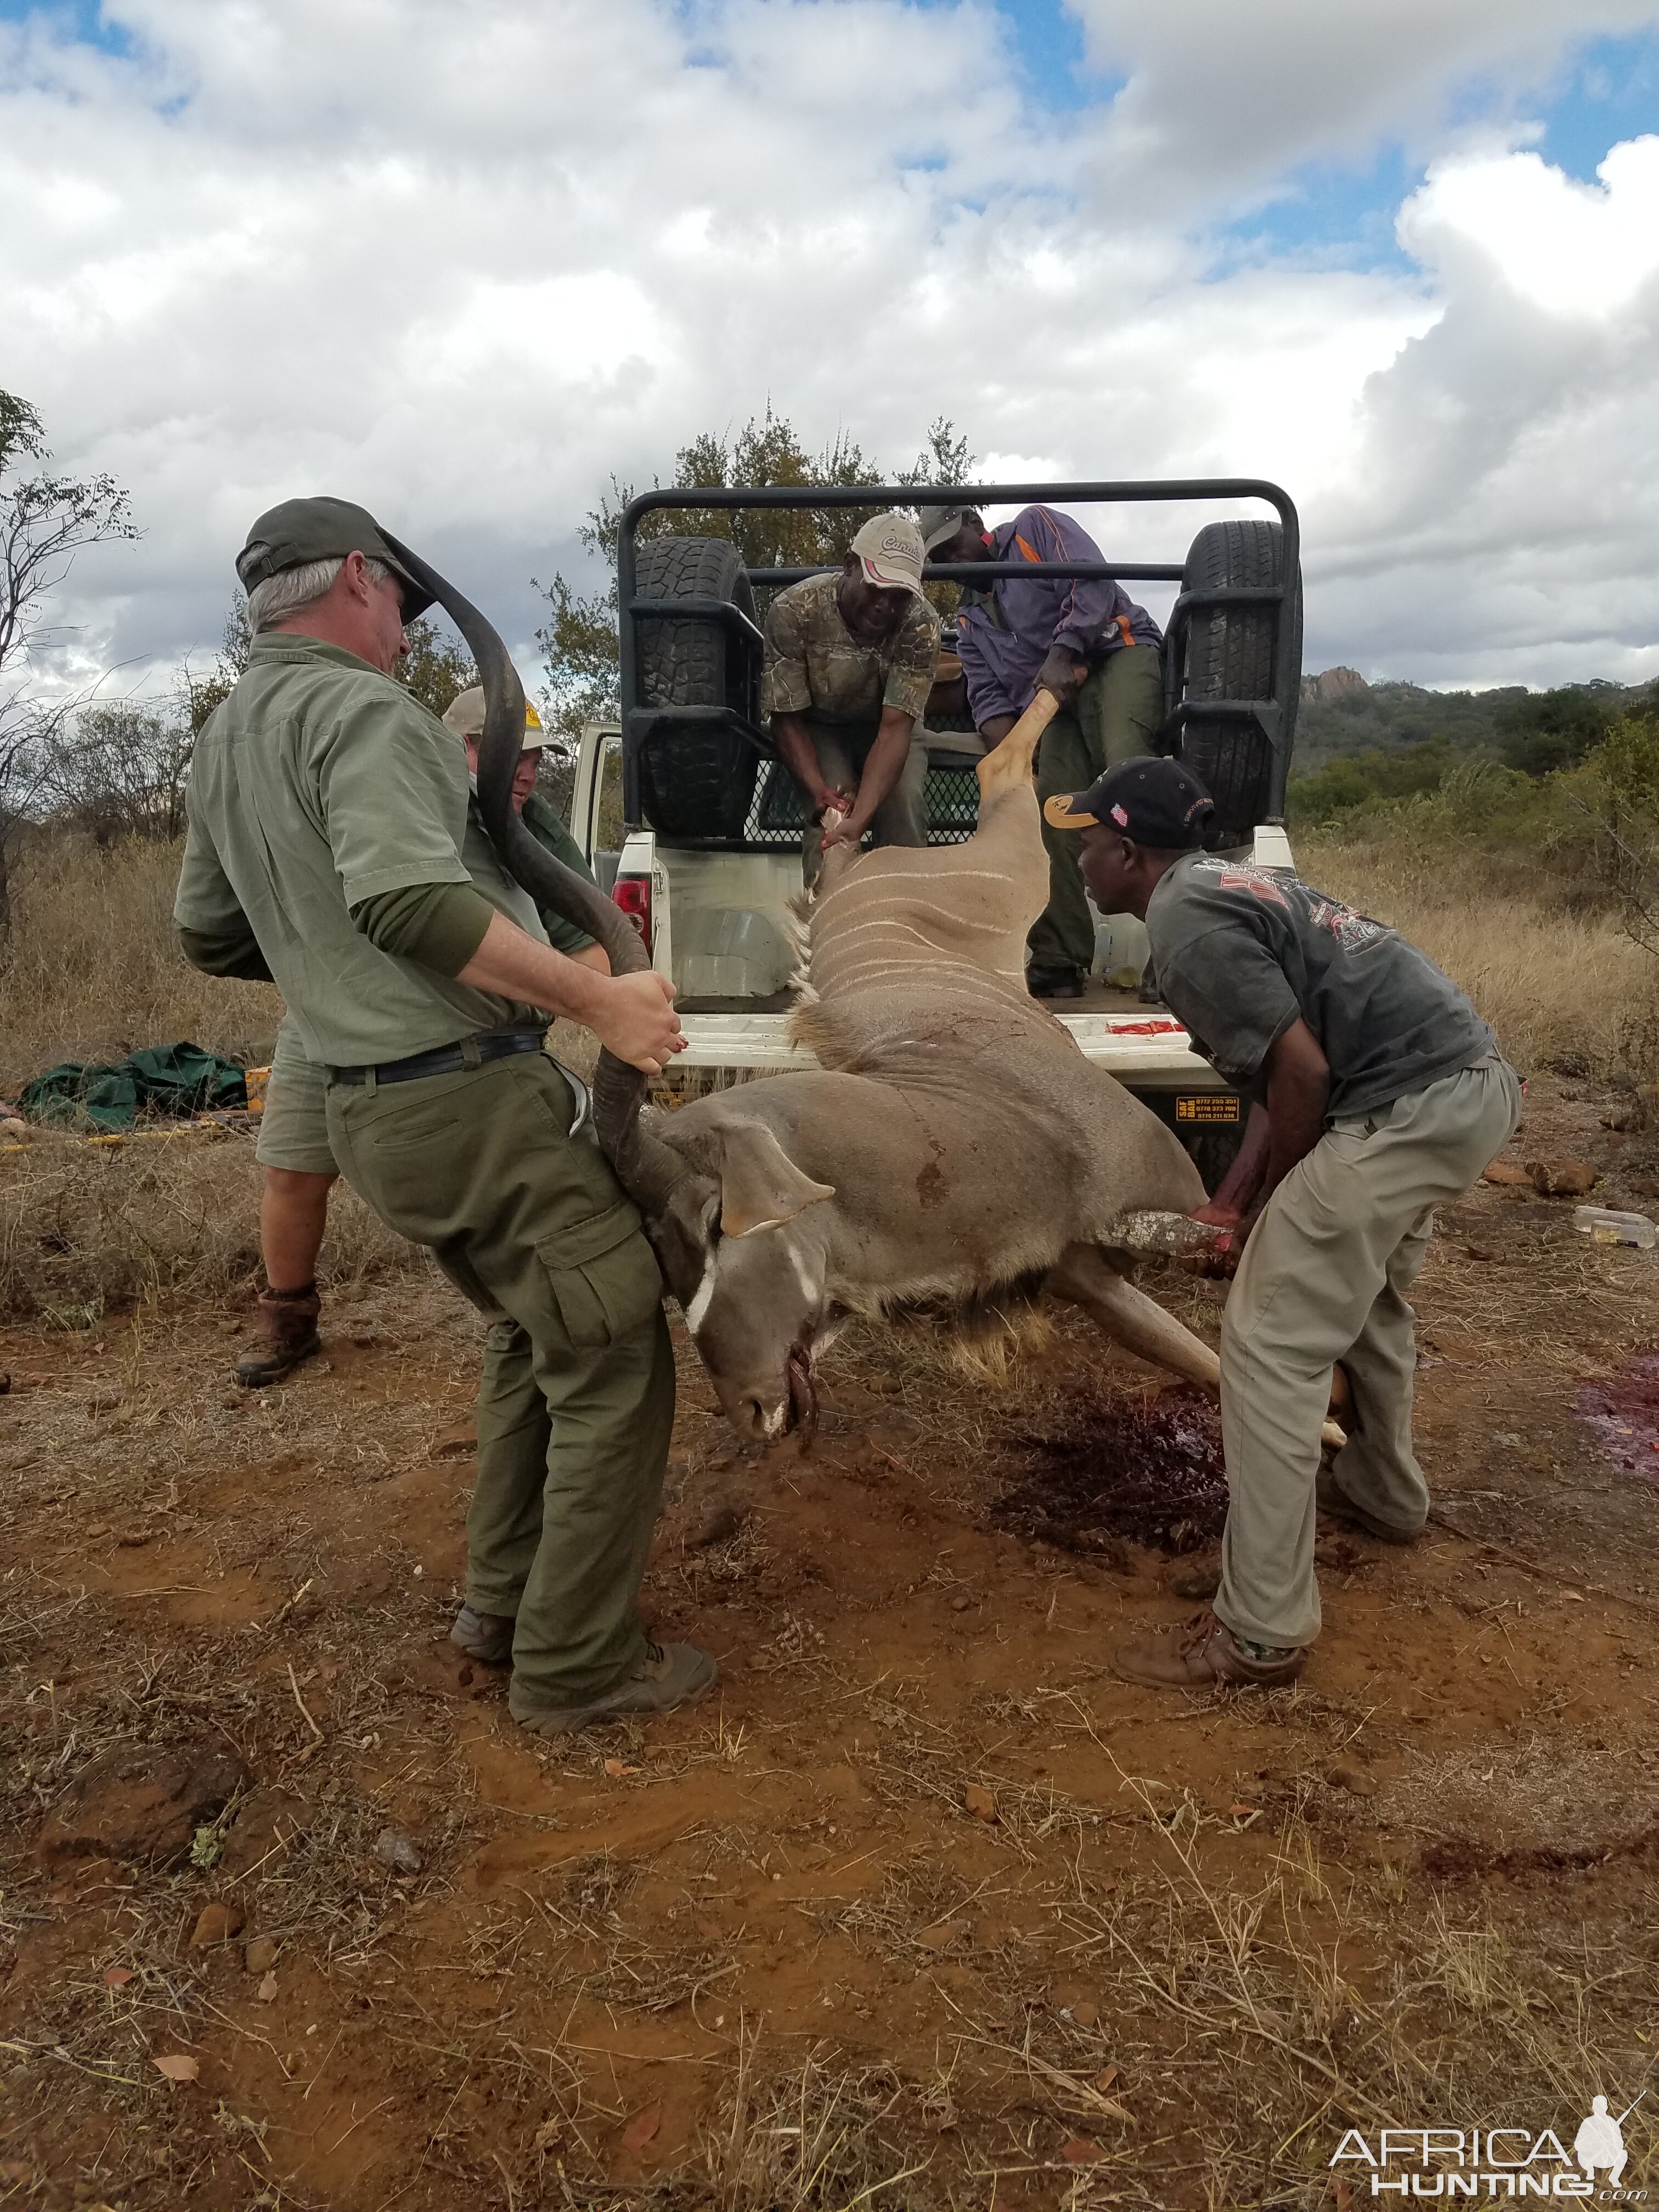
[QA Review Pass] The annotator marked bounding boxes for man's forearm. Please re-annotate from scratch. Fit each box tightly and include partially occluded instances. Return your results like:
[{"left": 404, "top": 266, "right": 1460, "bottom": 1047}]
[
  {"left": 1197, "top": 1103, "right": 1270, "bottom": 1223},
  {"left": 772, "top": 714, "right": 833, "bottom": 806},
  {"left": 845, "top": 708, "right": 915, "bottom": 828},
  {"left": 1257, "top": 1026, "right": 1331, "bottom": 1208},
  {"left": 453, "top": 910, "right": 610, "bottom": 1025}
]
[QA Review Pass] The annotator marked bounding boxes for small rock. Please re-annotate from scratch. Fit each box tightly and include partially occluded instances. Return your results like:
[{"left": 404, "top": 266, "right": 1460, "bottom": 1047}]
[
  {"left": 38, "top": 1742, "right": 250, "bottom": 1869},
  {"left": 950, "top": 1593, "right": 973, "bottom": 1612},
  {"left": 1481, "top": 1160, "right": 1532, "bottom": 1188},
  {"left": 1325, "top": 1766, "right": 1376, "bottom": 1798},
  {"left": 256, "top": 1971, "right": 279, "bottom": 2002},
  {"left": 190, "top": 1899, "right": 245, "bottom": 1947},
  {"left": 1071, "top": 2000, "right": 1099, "bottom": 2028},
  {"left": 84, "top": 1522, "right": 111, "bottom": 1541},
  {"left": 963, "top": 1784, "right": 997, "bottom": 1823},
  {"left": 374, "top": 1827, "right": 422, "bottom": 1875},
  {"left": 102, "top": 1965, "right": 134, "bottom": 1988},
  {"left": 1527, "top": 1159, "right": 1599, "bottom": 1198},
  {"left": 244, "top": 1937, "right": 278, "bottom": 1974}
]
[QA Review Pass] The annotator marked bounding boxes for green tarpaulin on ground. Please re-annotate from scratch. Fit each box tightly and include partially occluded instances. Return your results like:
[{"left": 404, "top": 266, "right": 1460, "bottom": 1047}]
[{"left": 18, "top": 1043, "right": 247, "bottom": 1132}]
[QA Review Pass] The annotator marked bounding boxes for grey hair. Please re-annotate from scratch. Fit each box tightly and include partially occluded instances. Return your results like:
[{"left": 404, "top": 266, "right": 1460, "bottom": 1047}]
[{"left": 247, "top": 553, "right": 393, "bottom": 633}]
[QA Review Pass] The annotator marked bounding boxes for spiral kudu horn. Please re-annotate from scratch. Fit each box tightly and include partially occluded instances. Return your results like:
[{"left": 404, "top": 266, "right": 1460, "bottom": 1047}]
[{"left": 376, "top": 531, "right": 691, "bottom": 1214}]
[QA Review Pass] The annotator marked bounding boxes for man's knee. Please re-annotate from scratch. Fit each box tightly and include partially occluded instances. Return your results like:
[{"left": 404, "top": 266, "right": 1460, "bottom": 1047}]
[{"left": 263, "top": 1166, "right": 337, "bottom": 1201}]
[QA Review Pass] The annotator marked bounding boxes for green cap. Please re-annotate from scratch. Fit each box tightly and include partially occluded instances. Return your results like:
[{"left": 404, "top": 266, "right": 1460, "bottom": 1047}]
[{"left": 236, "top": 496, "right": 435, "bottom": 621}]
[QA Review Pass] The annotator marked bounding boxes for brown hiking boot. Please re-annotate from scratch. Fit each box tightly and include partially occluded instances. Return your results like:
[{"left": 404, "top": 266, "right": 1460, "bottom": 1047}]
[
  {"left": 510, "top": 1640, "right": 718, "bottom": 1735},
  {"left": 451, "top": 1604, "right": 515, "bottom": 1668},
  {"left": 235, "top": 1284, "right": 322, "bottom": 1387},
  {"left": 1113, "top": 1609, "right": 1305, "bottom": 1690}
]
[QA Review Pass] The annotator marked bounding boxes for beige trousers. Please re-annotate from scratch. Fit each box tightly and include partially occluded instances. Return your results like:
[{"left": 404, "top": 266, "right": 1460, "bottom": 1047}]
[{"left": 1215, "top": 1056, "right": 1521, "bottom": 1649}]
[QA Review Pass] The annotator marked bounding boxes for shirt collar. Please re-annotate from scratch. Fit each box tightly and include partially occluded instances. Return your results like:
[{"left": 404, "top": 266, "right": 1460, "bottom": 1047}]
[{"left": 247, "top": 632, "right": 391, "bottom": 678}]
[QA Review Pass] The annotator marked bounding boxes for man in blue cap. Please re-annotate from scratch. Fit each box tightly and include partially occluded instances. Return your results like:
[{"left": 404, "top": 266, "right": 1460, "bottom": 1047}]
[{"left": 1045, "top": 755, "right": 1520, "bottom": 1687}]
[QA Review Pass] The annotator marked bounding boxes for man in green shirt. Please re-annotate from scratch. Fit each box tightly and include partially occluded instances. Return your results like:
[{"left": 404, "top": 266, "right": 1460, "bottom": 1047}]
[
  {"left": 177, "top": 495, "right": 709, "bottom": 1735},
  {"left": 239, "top": 684, "right": 609, "bottom": 1389}
]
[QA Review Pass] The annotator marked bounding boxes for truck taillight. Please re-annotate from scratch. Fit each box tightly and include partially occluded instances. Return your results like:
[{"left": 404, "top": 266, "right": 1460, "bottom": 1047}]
[{"left": 612, "top": 874, "right": 652, "bottom": 953}]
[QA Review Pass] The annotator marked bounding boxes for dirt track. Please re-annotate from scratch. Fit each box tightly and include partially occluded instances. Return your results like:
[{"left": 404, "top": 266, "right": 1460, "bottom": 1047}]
[{"left": 2, "top": 1076, "right": 1657, "bottom": 2209}]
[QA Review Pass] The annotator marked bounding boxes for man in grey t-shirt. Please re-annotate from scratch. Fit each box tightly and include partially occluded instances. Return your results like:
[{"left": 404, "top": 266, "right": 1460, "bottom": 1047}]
[{"left": 1044, "top": 756, "right": 1521, "bottom": 1690}]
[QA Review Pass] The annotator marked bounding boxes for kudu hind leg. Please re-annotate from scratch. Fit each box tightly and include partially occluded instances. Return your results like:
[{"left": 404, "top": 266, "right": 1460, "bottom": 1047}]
[
  {"left": 1048, "top": 1244, "right": 1221, "bottom": 1391},
  {"left": 976, "top": 690, "right": 1060, "bottom": 798},
  {"left": 1049, "top": 1243, "right": 1348, "bottom": 1448}
]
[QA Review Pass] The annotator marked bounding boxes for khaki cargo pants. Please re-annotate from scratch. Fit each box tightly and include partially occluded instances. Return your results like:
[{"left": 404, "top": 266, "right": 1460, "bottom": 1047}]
[
  {"left": 1215, "top": 1056, "right": 1521, "bottom": 1651},
  {"left": 325, "top": 1050, "right": 675, "bottom": 1712},
  {"left": 1029, "top": 644, "right": 1164, "bottom": 976}
]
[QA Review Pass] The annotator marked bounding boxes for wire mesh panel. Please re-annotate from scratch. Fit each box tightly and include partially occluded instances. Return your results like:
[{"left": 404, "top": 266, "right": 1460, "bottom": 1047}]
[{"left": 736, "top": 759, "right": 980, "bottom": 850}]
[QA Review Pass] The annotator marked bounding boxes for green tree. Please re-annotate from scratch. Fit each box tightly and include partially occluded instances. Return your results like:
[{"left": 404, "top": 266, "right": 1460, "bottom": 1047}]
[
  {"left": 399, "top": 615, "right": 477, "bottom": 721},
  {"left": 535, "top": 409, "right": 974, "bottom": 741},
  {"left": 0, "top": 392, "right": 139, "bottom": 923},
  {"left": 1497, "top": 686, "right": 1617, "bottom": 778}
]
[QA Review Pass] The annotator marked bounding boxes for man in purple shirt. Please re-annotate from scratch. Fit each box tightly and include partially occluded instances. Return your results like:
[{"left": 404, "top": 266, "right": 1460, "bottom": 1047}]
[{"left": 921, "top": 503, "right": 1164, "bottom": 997}]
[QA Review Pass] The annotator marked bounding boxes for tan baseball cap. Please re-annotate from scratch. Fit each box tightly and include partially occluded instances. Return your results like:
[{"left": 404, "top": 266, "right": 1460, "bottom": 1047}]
[
  {"left": 442, "top": 686, "right": 544, "bottom": 751},
  {"left": 849, "top": 511, "right": 928, "bottom": 601}
]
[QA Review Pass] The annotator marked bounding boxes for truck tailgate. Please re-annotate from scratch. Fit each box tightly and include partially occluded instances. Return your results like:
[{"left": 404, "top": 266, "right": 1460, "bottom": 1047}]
[{"left": 673, "top": 1009, "right": 1224, "bottom": 1090}]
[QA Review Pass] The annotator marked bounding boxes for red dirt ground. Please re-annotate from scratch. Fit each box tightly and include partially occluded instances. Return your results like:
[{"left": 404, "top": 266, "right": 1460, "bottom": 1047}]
[{"left": 2, "top": 1076, "right": 1657, "bottom": 2209}]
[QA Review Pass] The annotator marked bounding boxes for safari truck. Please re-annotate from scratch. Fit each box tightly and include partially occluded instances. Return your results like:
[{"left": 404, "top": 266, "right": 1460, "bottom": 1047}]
[{"left": 564, "top": 479, "right": 1302, "bottom": 1180}]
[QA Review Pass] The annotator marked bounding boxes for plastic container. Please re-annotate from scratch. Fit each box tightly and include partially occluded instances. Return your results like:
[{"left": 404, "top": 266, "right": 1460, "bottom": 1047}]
[{"left": 1573, "top": 1204, "right": 1658, "bottom": 1248}]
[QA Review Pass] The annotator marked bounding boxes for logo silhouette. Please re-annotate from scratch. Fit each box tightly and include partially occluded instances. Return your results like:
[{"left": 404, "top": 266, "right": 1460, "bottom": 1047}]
[{"left": 1575, "top": 2094, "right": 1641, "bottom": 2189}]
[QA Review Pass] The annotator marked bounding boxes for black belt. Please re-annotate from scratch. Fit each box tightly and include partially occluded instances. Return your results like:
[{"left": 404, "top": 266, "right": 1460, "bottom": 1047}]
[{"left": 329, "top": 1031, "right": 545, "bottom": 1086}]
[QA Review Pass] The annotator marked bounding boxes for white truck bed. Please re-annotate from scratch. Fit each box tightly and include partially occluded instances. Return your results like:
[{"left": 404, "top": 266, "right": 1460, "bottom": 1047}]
[{"left": 669, "top": 1003, "right": 1222, "bottom": 1089}]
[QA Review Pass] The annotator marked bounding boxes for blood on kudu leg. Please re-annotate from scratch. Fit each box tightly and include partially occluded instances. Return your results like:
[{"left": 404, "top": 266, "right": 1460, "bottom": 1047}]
[
  {"left": 975, "top": 690, "right": 1061, "bottom": 798},
  {"left": 1048, "top": 1244, "right": 1347, "bottom": 1448}
]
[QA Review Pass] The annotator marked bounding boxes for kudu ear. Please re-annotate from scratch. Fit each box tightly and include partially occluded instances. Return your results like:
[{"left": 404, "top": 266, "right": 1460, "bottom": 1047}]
[{"left": 714, "top": 1121, "right": 835, "bottom": 1238}]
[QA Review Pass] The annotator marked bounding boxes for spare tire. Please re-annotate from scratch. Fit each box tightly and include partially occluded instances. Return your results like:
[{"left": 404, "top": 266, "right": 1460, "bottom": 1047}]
[
  {"left": 1178, "top": 520, "right": 1301, "bottom": 846},
  {"left": 634, "top": 535, "right": 761, "bottom": 842}
]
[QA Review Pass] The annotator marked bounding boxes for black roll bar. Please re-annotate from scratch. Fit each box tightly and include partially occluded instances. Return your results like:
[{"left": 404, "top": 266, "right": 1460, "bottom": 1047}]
[{"left": 617, "top": 479, "right": 1299, "bottom": 825}]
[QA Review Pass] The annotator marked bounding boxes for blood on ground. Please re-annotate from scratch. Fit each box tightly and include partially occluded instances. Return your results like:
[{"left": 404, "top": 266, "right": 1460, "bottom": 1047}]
[
  {"left": 1577, "top": 1351, "right": 1659, "bottom": 1489},
  {"left": 992, "top": 1385, "right": 1227, "bottom": 1556}
]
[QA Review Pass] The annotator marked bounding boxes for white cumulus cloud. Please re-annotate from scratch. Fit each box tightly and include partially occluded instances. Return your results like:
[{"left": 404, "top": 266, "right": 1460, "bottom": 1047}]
[{"left": 1, "top": 0, "right": 1657, "bottom": 700}]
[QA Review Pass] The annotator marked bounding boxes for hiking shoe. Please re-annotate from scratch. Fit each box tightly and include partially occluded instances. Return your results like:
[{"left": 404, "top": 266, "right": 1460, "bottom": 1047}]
[
  {"left": 1113, "top": 1609, "right": 1305, "bottom": 1690},
  {"left": 450, "top": 1604, "right": 516, "bottom": 1668},
  {"left": 235, "top": 1284, "right": 322, "bottom": 1387},
  {"left": 1027, "top": 964, "right": 1084, "bottom": 1001},
  {"left": 1316, "top": 1469, "right": 1422, "bottom": 1545},
  {"left": 510, "top": 1640, "right": 718, "bottom": 1735}
]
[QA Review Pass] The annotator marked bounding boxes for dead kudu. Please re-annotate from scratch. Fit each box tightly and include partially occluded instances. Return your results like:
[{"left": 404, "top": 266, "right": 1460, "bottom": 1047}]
[{"left": 389, "top": 546, "right": 1266, "bottom": 1445}]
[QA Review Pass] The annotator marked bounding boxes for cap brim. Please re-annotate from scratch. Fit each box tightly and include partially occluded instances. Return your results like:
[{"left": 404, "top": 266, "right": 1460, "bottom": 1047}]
[
  {"left": 857, "top": 554, "right": 928, "bottom": 601},
  {"left": 382, "top": 557, "right": 435, "bottom": 624},
  {"left": 1043, "top": 792, "right": 1102, "bottom": 832}
]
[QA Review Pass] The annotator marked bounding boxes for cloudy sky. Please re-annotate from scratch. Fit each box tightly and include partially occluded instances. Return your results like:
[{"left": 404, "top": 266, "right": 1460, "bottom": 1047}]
[{"left": 4, "top": 0, "right": 1659, "bottom": 699}]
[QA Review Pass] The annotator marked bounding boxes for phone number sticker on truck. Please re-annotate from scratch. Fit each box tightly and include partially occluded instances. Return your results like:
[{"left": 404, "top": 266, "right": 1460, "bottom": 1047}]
[{"left": 1176, "top": 1094, "right": 1241, "bottom": 1124}]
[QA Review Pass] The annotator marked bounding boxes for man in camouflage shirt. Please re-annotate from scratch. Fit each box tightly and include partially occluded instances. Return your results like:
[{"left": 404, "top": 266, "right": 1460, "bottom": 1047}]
[{"left": 761, "top": 512, "right": 940, "bottom": 875}]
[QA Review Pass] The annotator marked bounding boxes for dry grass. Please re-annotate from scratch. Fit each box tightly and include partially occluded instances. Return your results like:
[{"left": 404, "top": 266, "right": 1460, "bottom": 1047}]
[
  {"left": 1298, "top": 824, "right": 1657, "bottom": 1079},
  {"left": 0, "top": 831, "right": 282, "bottom": 1095},
  {"left": 0, "top": 1126, "right": 421, "bottom": 1321}
]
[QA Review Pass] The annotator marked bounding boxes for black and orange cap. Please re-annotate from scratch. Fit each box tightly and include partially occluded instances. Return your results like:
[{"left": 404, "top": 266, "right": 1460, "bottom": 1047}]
[{"left": 1043, "top": 754, "right": 1214, "bottom": 848}]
